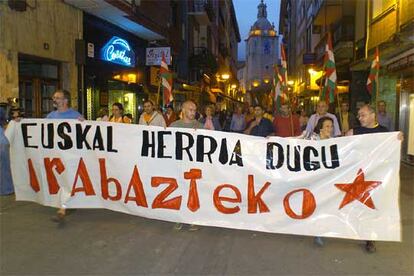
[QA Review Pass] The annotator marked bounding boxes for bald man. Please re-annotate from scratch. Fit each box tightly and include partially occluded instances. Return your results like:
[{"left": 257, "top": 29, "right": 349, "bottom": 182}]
[
  {"left": 169, "top": 100, "right": 203, "bottom": 231},
  {"left": 170, "top": 100, "right": 203, "bottom": 129}
]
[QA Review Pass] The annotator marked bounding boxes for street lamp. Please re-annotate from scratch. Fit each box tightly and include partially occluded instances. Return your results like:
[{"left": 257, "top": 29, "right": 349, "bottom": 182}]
[{"left": 221, "top": 73, "right": 230, "bottom": 80}]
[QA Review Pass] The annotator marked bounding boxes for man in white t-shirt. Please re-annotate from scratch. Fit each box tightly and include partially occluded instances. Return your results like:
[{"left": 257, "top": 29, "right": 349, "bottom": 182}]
[
  {"left": 305, "top": 101, "right": 341, "bottom": 138},
  {"left": 138, "top": 100, "right": 166, "bottom": 127}
]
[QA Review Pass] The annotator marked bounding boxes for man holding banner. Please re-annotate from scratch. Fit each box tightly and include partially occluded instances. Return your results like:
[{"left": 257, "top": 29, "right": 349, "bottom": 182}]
[
  {"left": 47, "top": 89, "right": 83, "bottom": 223},
  {"left": 170, "top": 100, "right": 203, "bottom": 231},
  {"left": 347, "top": 104, "right": 403, "bottom": 253}
]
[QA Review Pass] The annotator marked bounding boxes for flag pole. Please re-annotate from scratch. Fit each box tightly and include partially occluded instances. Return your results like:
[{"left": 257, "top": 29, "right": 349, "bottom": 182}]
[
  {"left": 375, "top": 77, "right": 379, "bottom": 107},
  {"left": 336, "top": 91, "right": 343, "bottom": 135},
  {"left": 288, "top": 91, "right": 294, "bottom": 137},
  {"left": 375, "top": 47, "right": 380, "bottom": 108},
  {"left": 156, "top": 77, "right": 161, "bottom": 108}
]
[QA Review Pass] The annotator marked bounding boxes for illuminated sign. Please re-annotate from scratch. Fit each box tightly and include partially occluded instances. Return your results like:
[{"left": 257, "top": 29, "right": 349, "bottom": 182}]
[
  {"left": 146, "top": 47, "right": 171, "bottom": 66},
  {"left": 100, "top": 36, "right": 135, "bottom": 67}
]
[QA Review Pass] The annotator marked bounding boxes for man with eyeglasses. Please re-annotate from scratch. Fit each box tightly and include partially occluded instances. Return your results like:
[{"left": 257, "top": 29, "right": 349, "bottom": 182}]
[
  {"left": 47, "top": 90, "right": 82, "bottom": 120},
  {"left": 347, "top": 104, "right": 403, "bottom": 253},
  {"left": 47, "top": 90, "right": 83, "bottom": 224},
  {"left": 347, "top": 104, "right": 387, "bottom": 135}
]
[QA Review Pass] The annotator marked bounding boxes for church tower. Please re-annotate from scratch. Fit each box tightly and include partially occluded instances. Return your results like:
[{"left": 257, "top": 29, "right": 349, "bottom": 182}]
[{"left": 245, "top": 0, "right": 280, "bottom": 99}]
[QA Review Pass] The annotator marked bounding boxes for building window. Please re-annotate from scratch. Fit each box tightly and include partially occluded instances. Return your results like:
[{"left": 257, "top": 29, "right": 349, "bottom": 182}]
[
  {"left": 18, "top": 57, "right": 60, "bottom": 118},
  {"left": 171, "top": 1, "right": 178, "bottom": 27},
  {"left": 306, "top": 26, "right": 312, "bottom": 52}
]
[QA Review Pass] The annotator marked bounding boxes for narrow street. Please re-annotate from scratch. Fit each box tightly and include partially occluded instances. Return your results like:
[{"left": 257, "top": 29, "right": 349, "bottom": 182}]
[{"left": 1, "top": 163, "right": 412, "bottom": 276}]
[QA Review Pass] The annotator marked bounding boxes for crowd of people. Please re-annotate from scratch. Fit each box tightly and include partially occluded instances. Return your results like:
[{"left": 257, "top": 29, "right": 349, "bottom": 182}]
[{"left": 0, "top": 89, "right": 402, "bottom": 254}]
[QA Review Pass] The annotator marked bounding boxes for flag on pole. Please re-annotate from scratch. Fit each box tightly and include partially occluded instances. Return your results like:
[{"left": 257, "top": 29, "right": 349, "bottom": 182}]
[
  {"left": 160, "top": 53, "right": 173, "bottom": 105},
  {"left": 273, "top": 44, "right": 288, "bottom": 111},
  {"left": 366, "top": 47, "right": 379, "bottom": 96},
  {"left": 320, "top": 32, "right": 337, "bottom": 103}
]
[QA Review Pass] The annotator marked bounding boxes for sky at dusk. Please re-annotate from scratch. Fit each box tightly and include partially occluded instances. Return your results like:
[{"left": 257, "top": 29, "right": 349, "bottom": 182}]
[{"left": 233, "top": 0, "right": 281, "bottom": 61}]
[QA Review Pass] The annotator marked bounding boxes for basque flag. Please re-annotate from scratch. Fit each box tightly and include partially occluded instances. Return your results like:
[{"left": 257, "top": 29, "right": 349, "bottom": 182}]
[
  {"left": 321, "top": 32, "right": 337, "bottom": 103},
  {"left": 160, "top": 53, "right": 173, "bottom": 105},
  {"left": 273, "top": 44, "right": 288, "bottom": 111},
  {"left": 367, "top": 47, "right": 379, "bottom": 96}
]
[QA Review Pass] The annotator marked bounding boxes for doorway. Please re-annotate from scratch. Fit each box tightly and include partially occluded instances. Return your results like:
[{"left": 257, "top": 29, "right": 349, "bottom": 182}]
[
  {"left": 18, "top": 56, "right": 60, "bottom": 118},
  {"left": 398, "top": 76, "right": 414, "bottom": 165}
]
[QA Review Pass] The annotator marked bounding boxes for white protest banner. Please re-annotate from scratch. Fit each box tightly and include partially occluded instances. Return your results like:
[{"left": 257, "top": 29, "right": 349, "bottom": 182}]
[{"left": 6, "top": 120, "right": 401, "bottom": 241}]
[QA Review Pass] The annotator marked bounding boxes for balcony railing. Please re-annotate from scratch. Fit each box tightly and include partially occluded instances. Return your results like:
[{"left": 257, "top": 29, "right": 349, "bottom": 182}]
[
  {"left": 332, "top": 16, "right": 354, "bottom": 44},
  {"left": 188, "top": 0, "right": 215, "bottom": 24},
  {"left": 314, "top": 16, "right": 355, "bottom": 63},
  {"left": 189, "top": 47, "right": 218, "bottom": 74}
]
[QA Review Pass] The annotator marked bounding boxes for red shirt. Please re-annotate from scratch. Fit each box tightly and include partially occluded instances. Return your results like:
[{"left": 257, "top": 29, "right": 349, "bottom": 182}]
[{"left": 273, "top": 115, "right": 301, "bottom": 137}]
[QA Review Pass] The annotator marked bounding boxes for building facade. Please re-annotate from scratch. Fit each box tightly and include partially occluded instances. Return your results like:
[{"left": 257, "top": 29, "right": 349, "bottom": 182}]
[
  {"left": 0, "top": 0, "right": 82, "bottom": 117},
  {"left": 1, "top": 0, "right": 241, "bottom": 119},
  {"left": 244, "top": 0, "right": 280, "bottom": 109},
  {"left": 350, "top": 0, "right": 414, "bottom": 165},
  {"left": 279, "top": 0, "right": 414, "bottom": 164}
]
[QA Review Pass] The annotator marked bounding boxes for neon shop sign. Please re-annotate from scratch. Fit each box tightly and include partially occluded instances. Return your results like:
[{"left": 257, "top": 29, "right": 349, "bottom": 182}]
[{"left": 100, "top": 36, "right": 136, "bottom": 67}]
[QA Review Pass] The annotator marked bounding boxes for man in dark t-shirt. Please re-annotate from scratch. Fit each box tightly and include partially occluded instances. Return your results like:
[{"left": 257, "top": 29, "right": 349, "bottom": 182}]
[
  {"left": 244, "top": 105, "right": 274, "bottom": 137},
  {"left": 347, "top": 104, "right": 388, "bottom": 136},
  {"left": 347, "top": 104, "right": 403, "bottom": 253}
]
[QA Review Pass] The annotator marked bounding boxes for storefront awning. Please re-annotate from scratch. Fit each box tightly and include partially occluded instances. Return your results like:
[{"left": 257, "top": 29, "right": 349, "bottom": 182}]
[{"left": 64, "top": 0, "right": 165, "bottom": 40}]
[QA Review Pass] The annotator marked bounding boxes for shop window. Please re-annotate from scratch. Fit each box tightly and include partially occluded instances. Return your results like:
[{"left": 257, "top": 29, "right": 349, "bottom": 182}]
[{"left": 107, "top": 80, "right": 142, "bottom": 123}]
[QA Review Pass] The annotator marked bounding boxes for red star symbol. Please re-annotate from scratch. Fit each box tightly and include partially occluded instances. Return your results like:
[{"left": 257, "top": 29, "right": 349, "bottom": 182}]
[{"left": 335, "top": 169, "right": 382, "bottom": 210}]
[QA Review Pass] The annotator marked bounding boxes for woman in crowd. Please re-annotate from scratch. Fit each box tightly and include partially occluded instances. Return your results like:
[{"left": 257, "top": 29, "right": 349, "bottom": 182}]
[
  {"left": 308, "top": 116, "right": 334, "bottom": 246},
  {"left": 96, "top": 107, "right": 109, "bottom": 121},
  {"left": 109, "top": 103, "right": 132, "bottom": 123},
  {"left": 199, "top": 105, "right": 222, "bottom": 130}
]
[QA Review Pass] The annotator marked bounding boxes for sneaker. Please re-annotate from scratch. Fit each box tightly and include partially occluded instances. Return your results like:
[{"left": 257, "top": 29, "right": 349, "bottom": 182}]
[
  {"left": 365, "top": 241, "right": 376, "bottom": 253},
  {"left": 173, "top": 223, "right": 183, "bottom": 231},
  {"left": 188, "top": 224, "right": 200, "bottom": 231},
  {"left": 51, "top": 212, "right": 65, "bottom": 223},
  {"left": 314, "top": 236, "right": 324, "bottom": 247}
]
